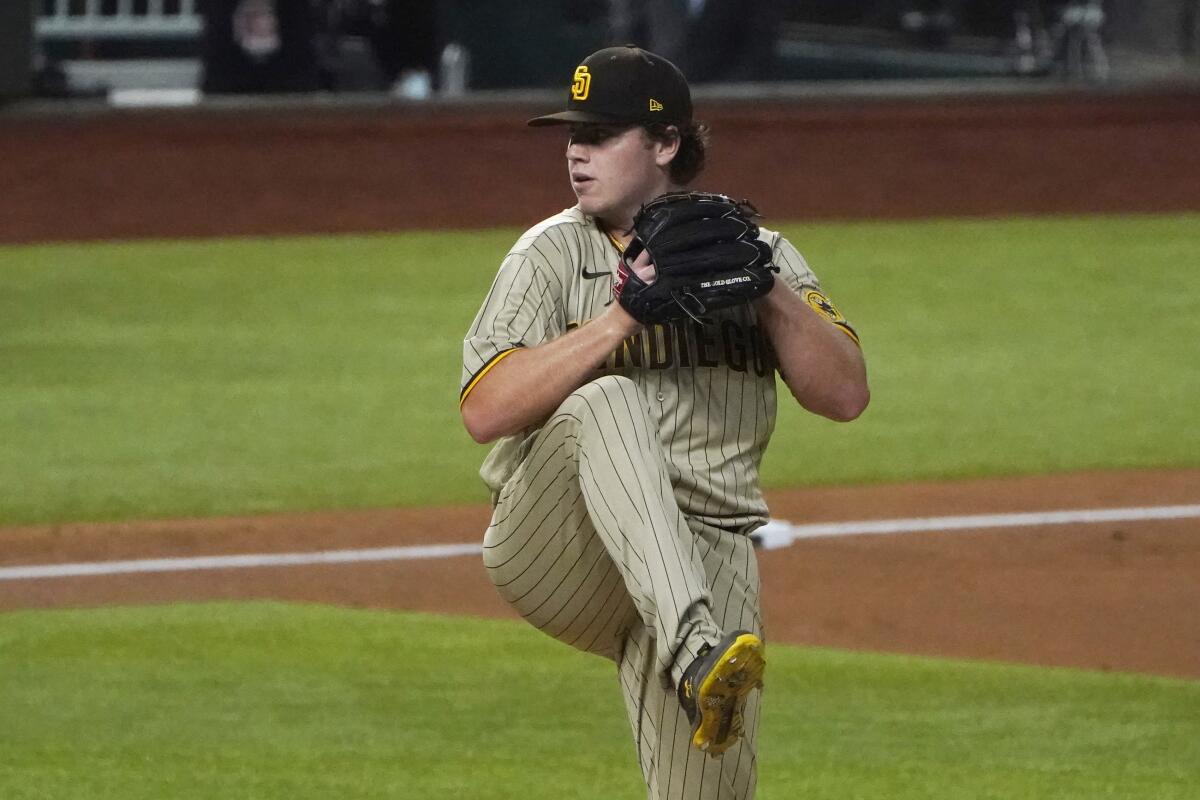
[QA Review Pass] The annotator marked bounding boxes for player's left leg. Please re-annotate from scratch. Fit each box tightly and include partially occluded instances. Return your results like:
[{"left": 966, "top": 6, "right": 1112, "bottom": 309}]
[
  {"left": 618, "top": 521, "right": 763, "bottom": 800},
  {"left": 483, "top": 375, "right": 724, "bottom": 673}
]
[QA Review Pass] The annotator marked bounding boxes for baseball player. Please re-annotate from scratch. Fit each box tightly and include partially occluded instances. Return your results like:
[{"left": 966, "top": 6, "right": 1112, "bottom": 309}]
[{"left": 460, "top": 46, "right": 868, "bottom": 800}]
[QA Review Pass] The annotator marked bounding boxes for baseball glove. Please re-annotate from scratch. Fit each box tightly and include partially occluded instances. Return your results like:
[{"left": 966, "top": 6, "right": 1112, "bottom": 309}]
[{"left": 614, "top": 191, "right": 778, "bottom": 325}]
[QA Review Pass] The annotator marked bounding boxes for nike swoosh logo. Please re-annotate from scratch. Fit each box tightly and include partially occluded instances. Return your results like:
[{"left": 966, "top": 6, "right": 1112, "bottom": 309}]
[{"left": 582, "top": 265, "right": 611, "bottom": 280}]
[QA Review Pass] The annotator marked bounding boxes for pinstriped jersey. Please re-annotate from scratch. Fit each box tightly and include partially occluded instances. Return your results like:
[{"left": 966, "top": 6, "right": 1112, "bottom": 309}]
[{"left": 461, "top": 205, "right": 856, "bottom": 528}]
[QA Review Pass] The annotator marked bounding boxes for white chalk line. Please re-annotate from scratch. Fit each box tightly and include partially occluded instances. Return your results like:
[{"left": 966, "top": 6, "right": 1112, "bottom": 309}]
[
  {"left": 750, "top": 504, "right": 1200, "bottom": 550},
  {"left": 1, "top": 504, "right": 1197, "bottom": 582},
  {"left": 0, "top": 544, "right": 484, "bottom": 582}
]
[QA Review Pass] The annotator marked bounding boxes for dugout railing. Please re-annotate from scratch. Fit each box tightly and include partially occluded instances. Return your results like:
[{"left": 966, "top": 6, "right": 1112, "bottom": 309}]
[
  {"left": 34, "top": 0, "right": 203, "bottom": 94},
  {"left": 36, "top": 0, "right": 202, "bottom": 40}
]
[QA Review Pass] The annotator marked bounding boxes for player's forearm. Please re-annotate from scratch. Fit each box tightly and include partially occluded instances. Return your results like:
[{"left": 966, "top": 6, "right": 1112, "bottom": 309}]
[
  {"left": 756, "top": 282, "right": 869, "bottom": 422},
  {"left": 460, "top": 305, "right": 641, "bottom": 443}
]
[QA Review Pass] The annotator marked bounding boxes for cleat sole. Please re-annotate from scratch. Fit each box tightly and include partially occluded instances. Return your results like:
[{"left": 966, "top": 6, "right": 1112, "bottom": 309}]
[{"left": 689, "top": 633, "right": 765, "bottom": 757}]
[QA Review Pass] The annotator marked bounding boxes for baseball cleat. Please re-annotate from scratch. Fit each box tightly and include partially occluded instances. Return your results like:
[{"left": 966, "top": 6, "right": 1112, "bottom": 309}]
[{"left": 677, "top": 630, "right": 765, "bottom": 757}]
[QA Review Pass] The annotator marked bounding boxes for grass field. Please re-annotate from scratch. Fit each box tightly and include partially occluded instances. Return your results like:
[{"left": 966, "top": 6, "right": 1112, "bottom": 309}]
[
  {"left": 0, "top": 603, "right": 1196, "bottom": 800},
  {"left": 2, "top": 214, "right": 1197, "bottom": 526},
  {"left": 3, "top": 215, "right": 1198, "bottom": 799}
]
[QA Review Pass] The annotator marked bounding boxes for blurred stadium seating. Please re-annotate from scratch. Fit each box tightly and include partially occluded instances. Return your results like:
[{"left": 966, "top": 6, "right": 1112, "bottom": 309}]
[{"left": 18, "top": 0, "right": 1200, "bottom": 100}]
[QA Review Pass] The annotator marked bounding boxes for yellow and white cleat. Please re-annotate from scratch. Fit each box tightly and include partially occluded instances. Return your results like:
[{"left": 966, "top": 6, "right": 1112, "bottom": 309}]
[{"left": 677, "top": 631, "right": 765, "bottom": 757}]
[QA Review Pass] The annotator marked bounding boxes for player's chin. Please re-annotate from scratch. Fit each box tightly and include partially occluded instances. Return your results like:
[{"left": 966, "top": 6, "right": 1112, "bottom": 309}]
[{"left": 575, "top": 193, "right": 608, "bottom": 218}]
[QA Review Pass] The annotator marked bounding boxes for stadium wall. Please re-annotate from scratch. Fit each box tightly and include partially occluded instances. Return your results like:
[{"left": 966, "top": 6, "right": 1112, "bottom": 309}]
[{"left": 2, "top": 87, "right": 1200, "bottom": 244}]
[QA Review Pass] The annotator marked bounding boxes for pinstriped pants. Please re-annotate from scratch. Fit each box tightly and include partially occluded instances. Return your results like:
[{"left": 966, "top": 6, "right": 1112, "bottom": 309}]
[{"left": 483, "top": 375, "right": 763, "bottom": 800}]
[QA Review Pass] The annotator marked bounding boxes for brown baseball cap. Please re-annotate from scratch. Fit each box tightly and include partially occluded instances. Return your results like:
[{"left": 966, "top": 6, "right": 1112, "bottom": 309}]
[{"left": 528, "top": 45, "right": 693, "bottom": 128}]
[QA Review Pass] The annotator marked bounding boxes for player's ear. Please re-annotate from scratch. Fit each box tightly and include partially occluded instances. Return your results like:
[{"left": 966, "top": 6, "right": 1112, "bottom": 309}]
[{"left": 652, "top": 125, "right": 681, "bottom": 167}]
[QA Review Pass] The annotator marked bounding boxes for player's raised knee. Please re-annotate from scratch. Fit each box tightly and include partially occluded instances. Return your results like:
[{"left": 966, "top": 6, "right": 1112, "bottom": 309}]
[
  {"left": 573, "top": 374, "right": 639, "bottom": 400},
  {"left": 556, "top": 375, "right": 648, "bottom": 422},
  {"left": 567, "top": 374, "right": 647, "bottom": 407}
]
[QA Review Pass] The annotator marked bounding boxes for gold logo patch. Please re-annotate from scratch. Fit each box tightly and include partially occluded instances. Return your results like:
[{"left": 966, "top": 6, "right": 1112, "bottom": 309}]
[
  {"left": 803, "top": 289, "right": 860, "bottom": 344},
  {"left": 571, "top": 66, "right": 591, "bottom": 101},
  {"left": 649, "top": 98, "right": 663, "bottom": 112},
  {"left": 803, "top": 289, "right": 843, "bottom": 323}
]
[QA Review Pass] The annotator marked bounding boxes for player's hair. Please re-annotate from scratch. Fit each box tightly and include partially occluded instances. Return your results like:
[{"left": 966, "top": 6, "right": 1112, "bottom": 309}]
[{"left": 644, "top": 122, "right": 710, "bottom": 185}]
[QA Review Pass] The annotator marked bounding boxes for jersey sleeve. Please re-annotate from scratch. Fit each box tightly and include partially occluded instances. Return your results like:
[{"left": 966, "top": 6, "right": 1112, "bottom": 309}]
[
  {"left": 770, "top": 235, "right": 860, "bottom": 345},
  {"left": 461, "top": 249, "right": 565, "bottom": 404}
]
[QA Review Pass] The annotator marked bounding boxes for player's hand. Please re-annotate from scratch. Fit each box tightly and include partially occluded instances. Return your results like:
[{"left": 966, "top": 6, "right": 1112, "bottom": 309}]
[{"left": 630, "top": 248, "right": 657, "bottom": 284}]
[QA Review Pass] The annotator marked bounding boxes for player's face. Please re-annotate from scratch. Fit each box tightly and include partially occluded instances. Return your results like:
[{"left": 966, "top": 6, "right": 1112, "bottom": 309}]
[{"left": 566, "top": 124, "right": 674, "bottom": 227}]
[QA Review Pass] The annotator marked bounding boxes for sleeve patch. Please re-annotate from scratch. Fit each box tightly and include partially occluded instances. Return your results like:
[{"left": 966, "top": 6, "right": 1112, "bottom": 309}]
[
  {"left": 803, "top": 288, "right": 860, "bottom": 344},
  {"left": 803, "top": 288, "right": 845, "bottom": 323}
]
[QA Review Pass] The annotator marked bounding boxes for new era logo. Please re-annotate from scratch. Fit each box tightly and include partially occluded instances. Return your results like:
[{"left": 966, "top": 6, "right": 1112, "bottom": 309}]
[{"left": 649, "top": 99, "right": 663, "bottom": 112}]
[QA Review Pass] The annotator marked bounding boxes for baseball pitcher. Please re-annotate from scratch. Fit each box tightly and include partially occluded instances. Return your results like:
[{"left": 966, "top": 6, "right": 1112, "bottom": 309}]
[{"left": 460, "top": 45, "right": 869, "bottom": 800}]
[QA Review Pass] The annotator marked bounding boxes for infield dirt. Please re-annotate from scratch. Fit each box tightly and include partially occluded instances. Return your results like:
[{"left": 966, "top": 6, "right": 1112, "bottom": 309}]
[{"left": 3, "top": 470, "right": 1198, "bottom": 680}]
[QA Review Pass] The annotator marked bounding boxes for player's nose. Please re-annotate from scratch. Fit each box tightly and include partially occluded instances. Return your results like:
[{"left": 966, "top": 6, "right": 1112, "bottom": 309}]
[{"left": 566, "top": 141, "right": 589, "bottom": 162}]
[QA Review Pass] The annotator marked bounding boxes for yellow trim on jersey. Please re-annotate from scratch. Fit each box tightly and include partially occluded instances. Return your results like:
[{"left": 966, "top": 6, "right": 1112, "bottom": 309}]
[
  {"left": 832, "top": 321, "right": 861, "bottom": 346},
  {"left": 459, "top": 347, "right": 521, "bottom": 407}
]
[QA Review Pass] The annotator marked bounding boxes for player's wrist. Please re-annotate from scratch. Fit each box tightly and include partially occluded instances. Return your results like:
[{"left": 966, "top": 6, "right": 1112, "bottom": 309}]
[{"left": 601, "top": 301, "right": 644, "bottom": 338}]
